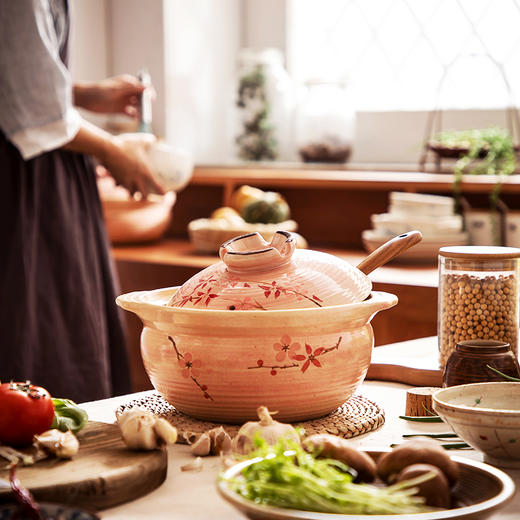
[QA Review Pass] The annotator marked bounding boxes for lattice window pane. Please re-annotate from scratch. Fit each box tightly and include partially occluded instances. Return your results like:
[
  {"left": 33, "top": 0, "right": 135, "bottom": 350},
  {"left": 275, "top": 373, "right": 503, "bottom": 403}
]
[{"left": 287, "top": 0, "right": 520, "bottom": 110}]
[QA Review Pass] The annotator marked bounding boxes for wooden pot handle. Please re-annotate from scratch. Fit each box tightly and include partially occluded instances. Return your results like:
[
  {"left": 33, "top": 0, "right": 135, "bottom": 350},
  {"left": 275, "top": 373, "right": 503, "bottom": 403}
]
[{"left": 357, "top": 230, "right": 423, "bottom": 275}]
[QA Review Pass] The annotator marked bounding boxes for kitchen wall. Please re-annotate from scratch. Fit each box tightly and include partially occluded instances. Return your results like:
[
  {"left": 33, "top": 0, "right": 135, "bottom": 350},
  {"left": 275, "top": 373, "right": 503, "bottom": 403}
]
[
  {"left": 69, "top": 0, "right": 241, "bottom": 162},
  {"left": 69, "top": 1, "right": 518, "bottom": 167}
]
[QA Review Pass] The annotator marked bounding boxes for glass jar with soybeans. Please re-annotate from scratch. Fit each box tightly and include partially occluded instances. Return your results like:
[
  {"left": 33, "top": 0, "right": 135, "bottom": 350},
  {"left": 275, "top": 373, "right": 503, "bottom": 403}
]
[{"left": 438, "top": 246, "right": 520, "bottom": 367}]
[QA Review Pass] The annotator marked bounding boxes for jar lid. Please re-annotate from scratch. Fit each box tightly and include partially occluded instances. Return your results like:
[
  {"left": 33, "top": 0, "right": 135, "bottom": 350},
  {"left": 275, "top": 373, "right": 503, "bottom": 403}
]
[
  {"left": 456, "top": 339, "right": 511, "bottom": 354},
  {"left": 439, "top": 246, "right": 520, "bottom": 259},
  {"left": 167, "top": 231, "right": 372, "bottom": 310}
]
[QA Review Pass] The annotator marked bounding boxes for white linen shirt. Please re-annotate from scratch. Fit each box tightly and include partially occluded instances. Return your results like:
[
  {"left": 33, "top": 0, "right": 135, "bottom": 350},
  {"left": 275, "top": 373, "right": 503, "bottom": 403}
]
[{"left": 0, "top": 0, "right": 80, "bottom": 160}]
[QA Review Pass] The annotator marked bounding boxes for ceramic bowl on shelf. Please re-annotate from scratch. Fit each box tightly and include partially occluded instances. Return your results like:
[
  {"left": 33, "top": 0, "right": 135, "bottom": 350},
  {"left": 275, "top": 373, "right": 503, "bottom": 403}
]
[
  {"left": 98, "top": 176, "right": 176, "bottom": 244},
  {"left": 116, "top": 231, "right": 398, "bottom": 423},
  {"left": 433, "top": 382, "right": 520, "bottom": 468},
  {"left": 362, "top": 229, "right": 469, "bottom": 263}
]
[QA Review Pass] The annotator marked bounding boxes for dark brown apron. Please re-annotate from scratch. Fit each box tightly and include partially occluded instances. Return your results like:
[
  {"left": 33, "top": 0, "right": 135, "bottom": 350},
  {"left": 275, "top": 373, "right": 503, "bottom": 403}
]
[{"left": 0, "top": 0, "right": 131, "bottom": 402}]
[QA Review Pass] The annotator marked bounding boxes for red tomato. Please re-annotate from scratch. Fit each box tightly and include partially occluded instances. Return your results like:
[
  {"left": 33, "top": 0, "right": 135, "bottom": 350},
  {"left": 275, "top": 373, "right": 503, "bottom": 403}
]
[{"left": 0, "top": 381, "right": 55, "bottom": 446}]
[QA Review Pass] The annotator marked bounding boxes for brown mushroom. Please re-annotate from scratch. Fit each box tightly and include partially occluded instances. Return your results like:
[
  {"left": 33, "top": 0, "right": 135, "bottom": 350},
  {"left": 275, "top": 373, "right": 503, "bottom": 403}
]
[
  {"left": 377, "top": 438, "right": 459, "bottom": 485},
  {"left": 302, "top": 433, "right": 377, "bottom": 483},
  {"left": 396, "top": 463, "right": 452, "bottom": 508}
]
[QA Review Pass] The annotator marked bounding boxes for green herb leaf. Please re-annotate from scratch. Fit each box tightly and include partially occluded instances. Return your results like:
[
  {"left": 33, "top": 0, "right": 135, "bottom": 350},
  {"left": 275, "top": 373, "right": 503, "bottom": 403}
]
[
  {"left": 222, "top": 438, "right": 433, "bottom": 515},
  {"left": 398, "top": 415, "right": 444, "bottom": 423}
]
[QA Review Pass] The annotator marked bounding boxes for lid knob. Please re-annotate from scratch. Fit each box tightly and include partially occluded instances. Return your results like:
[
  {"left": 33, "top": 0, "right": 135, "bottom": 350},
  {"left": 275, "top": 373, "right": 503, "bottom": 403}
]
[{"left": 219, "top": 231, "right": 296, "bottom": 272}]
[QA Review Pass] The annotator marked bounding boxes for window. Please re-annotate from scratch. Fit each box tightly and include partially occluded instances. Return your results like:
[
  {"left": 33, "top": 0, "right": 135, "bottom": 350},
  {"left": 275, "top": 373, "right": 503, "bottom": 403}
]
[{"left": 287, "top": 0, "right": 520, "bottom": 111}]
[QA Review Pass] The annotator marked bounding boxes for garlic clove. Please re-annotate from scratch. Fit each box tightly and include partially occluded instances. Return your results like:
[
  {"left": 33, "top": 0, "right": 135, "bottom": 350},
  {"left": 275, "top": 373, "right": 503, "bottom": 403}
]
[
  {"left": 190, "top": 433, "right": 211, "bottom": 456},
  {"left": 180, "top": 457, "right": 203, "bottom": 472},
  {"left": 154, "top": 418, "right": 178, "bottom": 445},
  {"left": 208, "top": 427, "right": 232, "bottom": 456},
  {"left": 34, "top": 430, "right": 79, "bottom": 458}
]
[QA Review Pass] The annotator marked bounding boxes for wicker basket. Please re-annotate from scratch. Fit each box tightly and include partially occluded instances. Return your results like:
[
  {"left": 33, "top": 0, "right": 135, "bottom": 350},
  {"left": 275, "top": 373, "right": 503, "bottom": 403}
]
[{"left": 188, "top": 218, "right": 305, "bottom": 252}]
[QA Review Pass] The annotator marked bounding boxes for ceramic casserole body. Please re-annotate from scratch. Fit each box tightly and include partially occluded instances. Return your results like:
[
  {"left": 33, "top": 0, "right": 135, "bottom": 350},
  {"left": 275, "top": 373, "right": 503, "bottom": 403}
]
[{"left": 117, "top": 288, "right": 397, "bottom": 422}]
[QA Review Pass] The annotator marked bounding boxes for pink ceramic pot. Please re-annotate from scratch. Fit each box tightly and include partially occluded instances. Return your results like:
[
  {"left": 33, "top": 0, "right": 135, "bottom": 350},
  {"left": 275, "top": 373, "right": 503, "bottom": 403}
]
[{"left": 116, "top": 232, "right": 398, "bottom": 422}]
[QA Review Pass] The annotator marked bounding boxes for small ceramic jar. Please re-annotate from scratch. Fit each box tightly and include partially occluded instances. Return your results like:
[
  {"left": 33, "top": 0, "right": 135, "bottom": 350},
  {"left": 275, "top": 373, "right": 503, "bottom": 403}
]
[{"left": 443, "top": 339, "right": 520, "bottom": 387}]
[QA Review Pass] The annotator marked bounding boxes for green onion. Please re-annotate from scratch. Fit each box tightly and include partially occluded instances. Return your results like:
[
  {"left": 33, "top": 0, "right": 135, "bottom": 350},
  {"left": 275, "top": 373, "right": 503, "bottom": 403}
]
[
  {"left": 222, "top": 438, "right": 433, "bottom": 515},
  {"left": 441, "top": 443, "right": 472, "bottom": 450},
  {"left": 399, "top": 415, "right": 443, "bottom": 423},
  {"left": 486, "top": 365, "right": 520, "bottom": 381},
  {"left": 391, "top": 442, "right": 471, "bottom": 450},
  {"left": 402, "top": 433, "right": 459, "bottom": 439},
  {"left": 51, "top": 398, "right": 88, "bottom": 434}
]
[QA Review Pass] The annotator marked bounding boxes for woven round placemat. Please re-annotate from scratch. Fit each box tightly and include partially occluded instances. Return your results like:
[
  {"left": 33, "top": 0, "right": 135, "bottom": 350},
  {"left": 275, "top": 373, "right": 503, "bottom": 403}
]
[{"left": 116, "top": 394, "right": 384, "bottom": 444}]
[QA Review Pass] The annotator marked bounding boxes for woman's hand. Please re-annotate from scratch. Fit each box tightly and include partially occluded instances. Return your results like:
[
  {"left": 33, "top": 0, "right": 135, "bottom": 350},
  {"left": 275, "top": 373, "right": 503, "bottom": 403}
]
[
  {"left": 62, "top": 120, "right": 166, "bottom": 197},
  {"left": 101, "top": 133, "right": 166, "bottom": 196},
  {"left": 74, "top": 75, "right": 151, "bottom": 117}
]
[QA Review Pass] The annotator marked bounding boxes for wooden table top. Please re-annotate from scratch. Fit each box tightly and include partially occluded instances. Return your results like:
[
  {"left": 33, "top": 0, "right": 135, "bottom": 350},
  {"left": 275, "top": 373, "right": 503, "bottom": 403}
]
[{"left": 81, "top": 336, "right": 519, "bottom": 519}]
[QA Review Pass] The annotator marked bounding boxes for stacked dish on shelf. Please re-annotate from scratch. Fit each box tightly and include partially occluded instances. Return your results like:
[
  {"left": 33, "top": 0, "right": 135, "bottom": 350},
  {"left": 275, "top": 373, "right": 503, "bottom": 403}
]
[{"left": 362, "top": 192, "right": 469, "bottom": 262}]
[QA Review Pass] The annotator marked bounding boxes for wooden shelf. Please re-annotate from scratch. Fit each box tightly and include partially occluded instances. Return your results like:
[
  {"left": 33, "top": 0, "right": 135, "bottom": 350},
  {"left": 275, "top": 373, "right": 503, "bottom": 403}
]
[{"left": 192, "top": 165, "right": 520, "bottom": 194}]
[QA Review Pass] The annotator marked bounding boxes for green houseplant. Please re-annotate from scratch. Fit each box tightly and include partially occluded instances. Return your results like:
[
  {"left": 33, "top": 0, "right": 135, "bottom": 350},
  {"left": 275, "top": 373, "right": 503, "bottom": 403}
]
[{"left": 429, "top": 127, "right": 517, "bottom": 243}]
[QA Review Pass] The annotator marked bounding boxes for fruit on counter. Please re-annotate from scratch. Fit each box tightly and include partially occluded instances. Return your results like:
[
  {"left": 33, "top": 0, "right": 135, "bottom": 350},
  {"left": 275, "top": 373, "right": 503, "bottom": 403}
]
[
  {"left": 302, "top": 433, "right": 377, "bottom": 483},
  {"left": 0, "top": 381, "right": 55, "bottom": 447},
  {"left": 229, "top": 185, "right": 266, "bottom": 213},
  {"left": 376, "top": 437, "right": 459, "bottom": 485},
  {"left": 33, "top": 429, "right": 79, "bottom": 459},
  {"left": 117, "top": 407, "right": 178, "bottom": 450},
  {"left": 51, "top": 398, "right": 89, "bottom": 434},
  {"left": 210, "top": 206, "right": 245, "bottom": 225},
  {"left": 395, "top": 463, "right": 452, "bottom": 508},
  {"left": 230, "top": 185, "right": 291, "bottom": 224},
  {"left": 232, "top": 406, "right": 300, "bottom": 455},
  {"left": 242, "top": 193, "right": 290, "bottom": 224}
]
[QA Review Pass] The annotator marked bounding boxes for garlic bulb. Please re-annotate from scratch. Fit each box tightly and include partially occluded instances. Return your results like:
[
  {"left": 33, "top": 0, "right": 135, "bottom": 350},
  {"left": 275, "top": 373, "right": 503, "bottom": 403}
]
[
  {"left": 33, "top": 430, "right": 79, "bottom": 458},
  {"left": 232, "top": 406, "right": 300, "bottom": 455},
  {"left": 117, "top": 408, "right": 178, "bottom": 450}
]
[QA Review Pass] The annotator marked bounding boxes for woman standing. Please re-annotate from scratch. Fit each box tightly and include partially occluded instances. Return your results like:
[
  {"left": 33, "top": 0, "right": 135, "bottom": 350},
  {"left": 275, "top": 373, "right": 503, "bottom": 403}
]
[{"left": 0, "top": 0, "right": 163, "bottom": 402}]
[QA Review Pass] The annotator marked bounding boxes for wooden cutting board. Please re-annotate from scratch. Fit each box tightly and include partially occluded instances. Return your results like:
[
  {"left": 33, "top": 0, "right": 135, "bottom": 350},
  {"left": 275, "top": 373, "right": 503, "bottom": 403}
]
[
  {"left": 367, "top": 336, "right": 443, "bottom": 387},
  {"left": 0, "top": 421, "right": 167, "bottom": 510}
]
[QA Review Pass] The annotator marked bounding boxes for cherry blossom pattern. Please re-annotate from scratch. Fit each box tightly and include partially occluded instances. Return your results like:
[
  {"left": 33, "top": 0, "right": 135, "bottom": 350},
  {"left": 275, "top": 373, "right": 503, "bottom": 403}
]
[
  {"left": 248, "top": 336, "right": 342, "bottom": 375},
  {"left": 257, "top": 280, "right": 323, "bottom": 307},
  {"left": 179, "top": 352, "right": 202, "bottom": 379},
  {"left": 168, "top": 336, "right": 213, "bottom": 400},
  {"left": 273, "top": 335, "right": 302, "bottom": 362},
  {"left": 169, "top": 275, "right": 220, "bottom": 308},
  {"left": 247, "top": 358, "right": 299, "bottom": 376}
]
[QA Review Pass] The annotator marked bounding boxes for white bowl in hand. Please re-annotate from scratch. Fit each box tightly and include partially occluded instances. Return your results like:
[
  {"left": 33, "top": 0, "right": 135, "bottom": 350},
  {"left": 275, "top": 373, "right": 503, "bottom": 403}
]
[{"left": 146, "top": 142, "right": 193, "bottom": 193}]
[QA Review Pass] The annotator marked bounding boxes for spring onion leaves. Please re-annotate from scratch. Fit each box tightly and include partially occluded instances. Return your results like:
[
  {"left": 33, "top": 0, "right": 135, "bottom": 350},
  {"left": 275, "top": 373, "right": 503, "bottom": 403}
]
[{"left": 222, "top": 437, "right": 434, "bottom": 515}]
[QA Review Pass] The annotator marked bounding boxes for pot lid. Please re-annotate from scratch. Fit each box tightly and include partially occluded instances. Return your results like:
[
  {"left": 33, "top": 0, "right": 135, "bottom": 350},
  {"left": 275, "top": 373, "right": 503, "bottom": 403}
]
[{"left": 167, "top": 231, "right": 372, "bottom": 310}]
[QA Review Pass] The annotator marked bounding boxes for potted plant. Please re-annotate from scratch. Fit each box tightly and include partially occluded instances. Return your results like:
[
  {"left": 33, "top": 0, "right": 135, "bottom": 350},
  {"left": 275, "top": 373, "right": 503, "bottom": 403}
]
[{"left": 428, "top": 127, "right": 517, "bottom": 244}]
